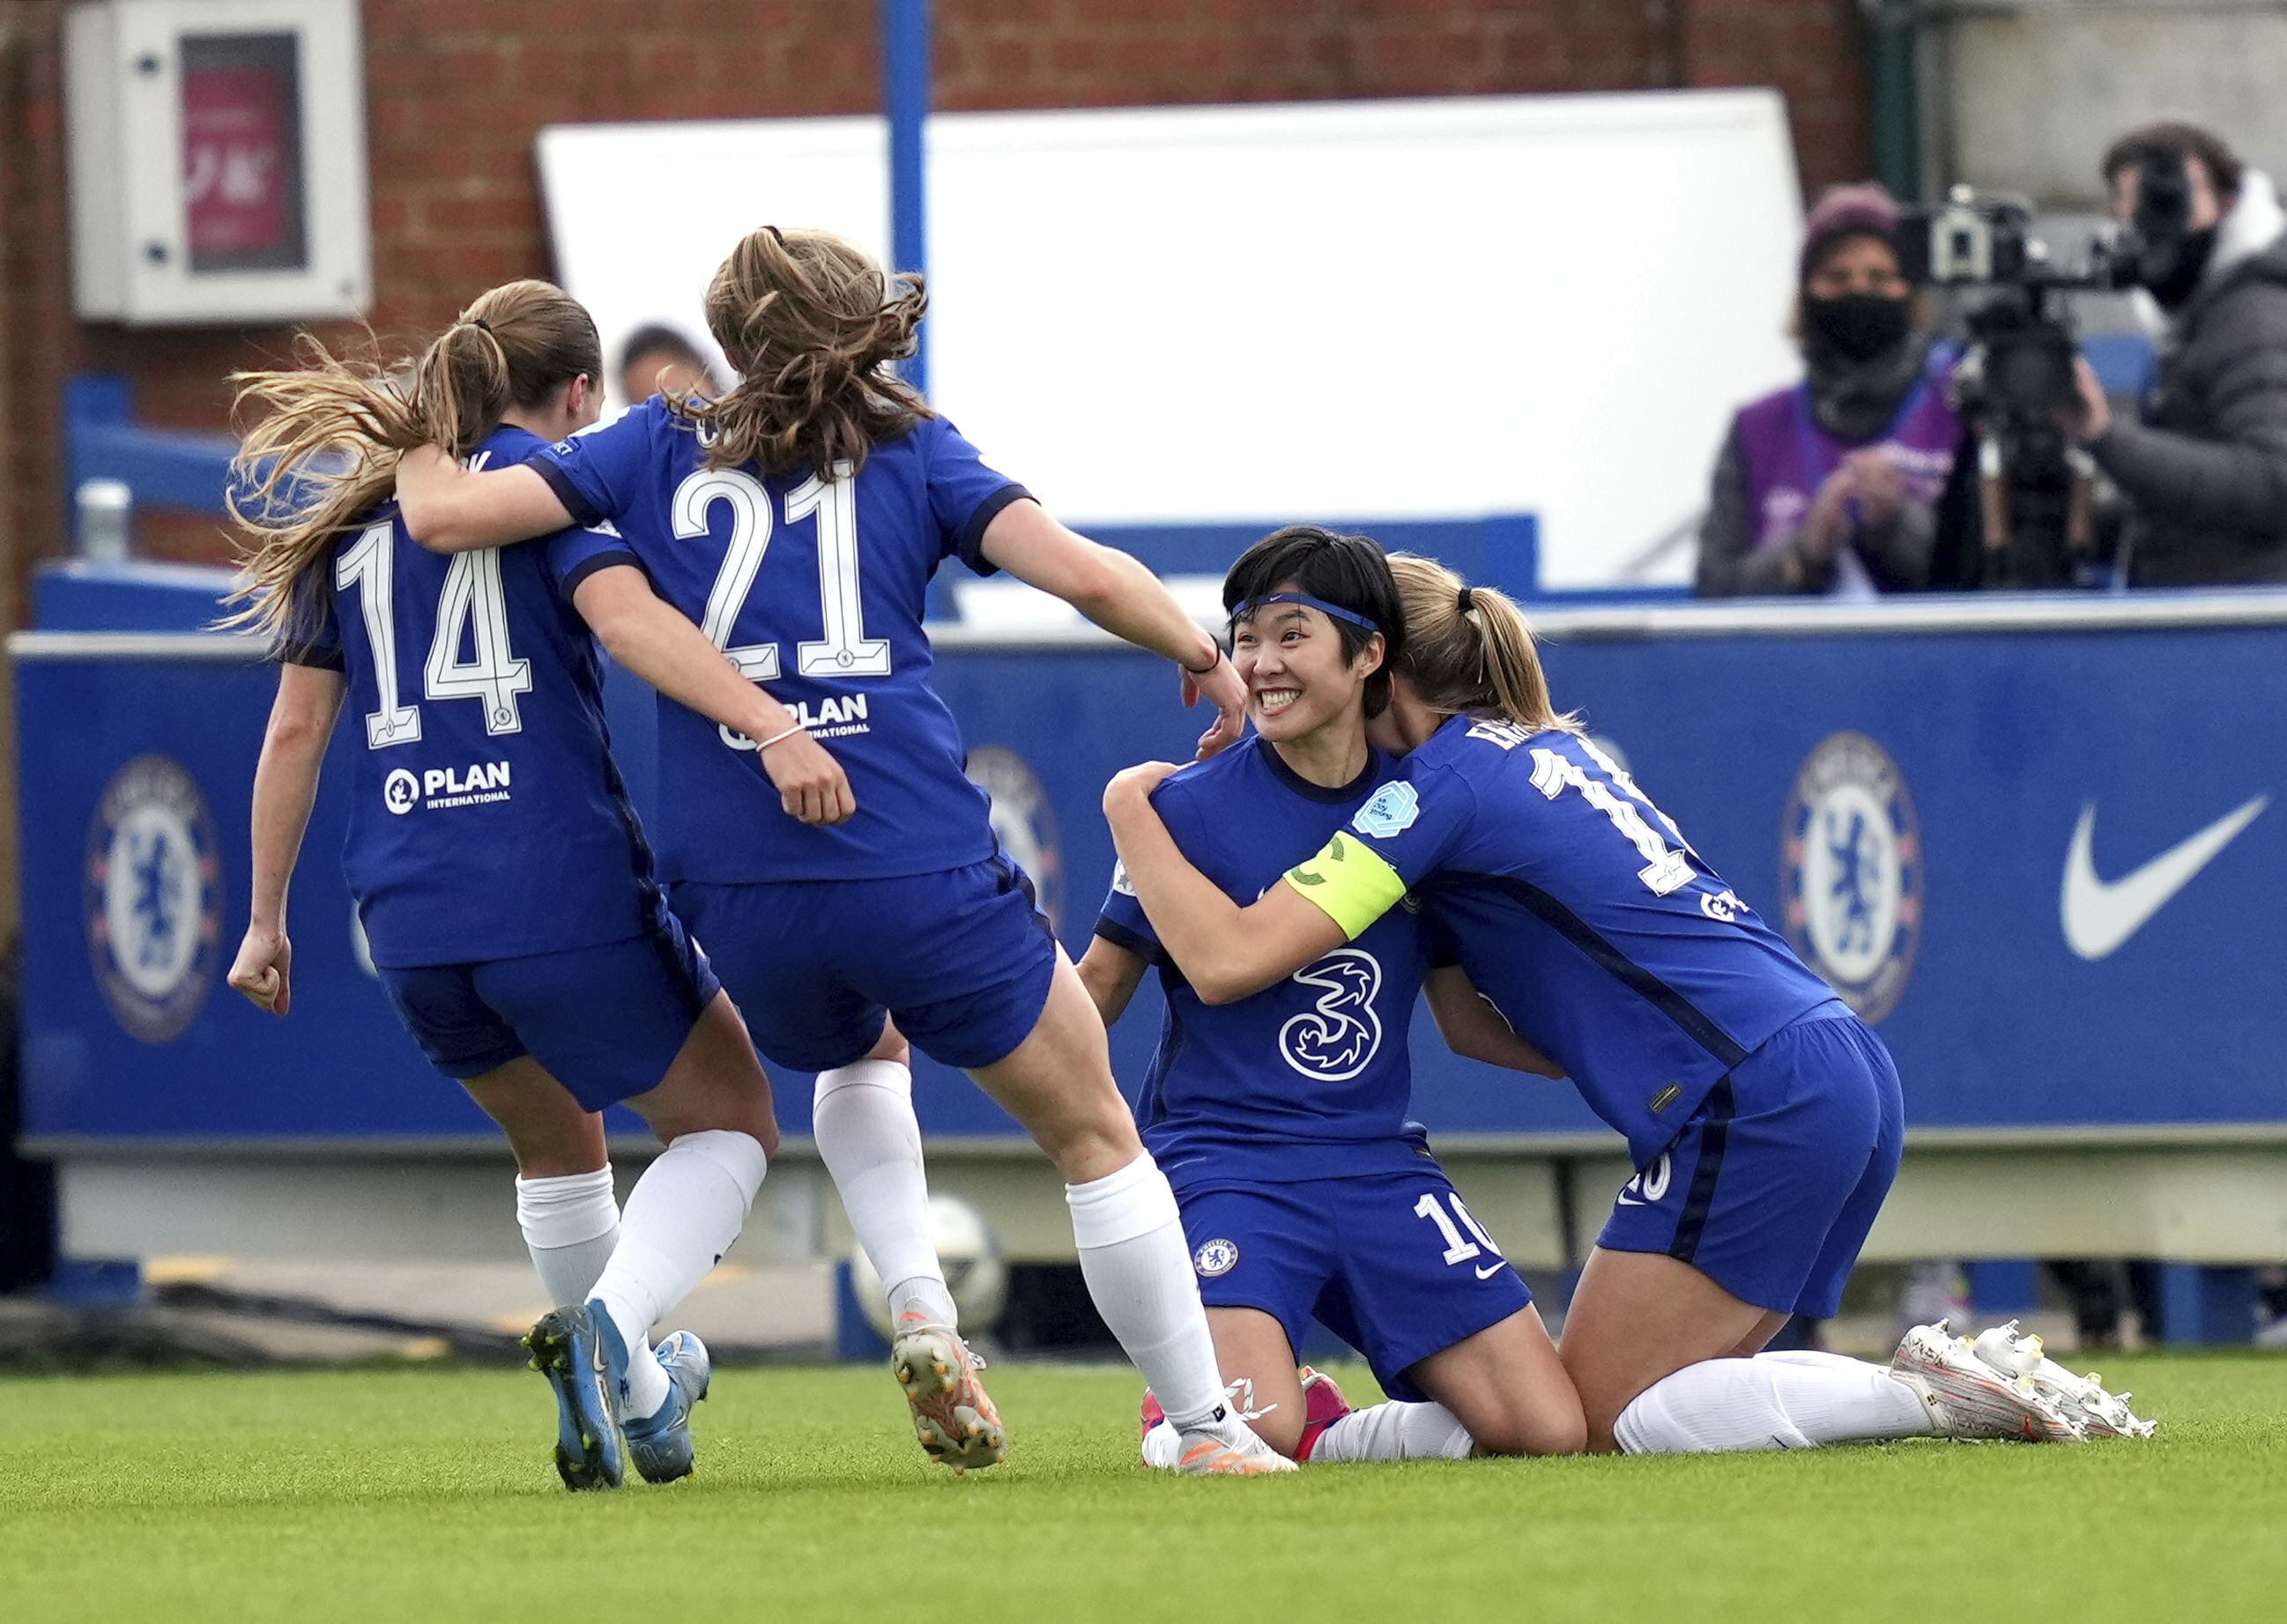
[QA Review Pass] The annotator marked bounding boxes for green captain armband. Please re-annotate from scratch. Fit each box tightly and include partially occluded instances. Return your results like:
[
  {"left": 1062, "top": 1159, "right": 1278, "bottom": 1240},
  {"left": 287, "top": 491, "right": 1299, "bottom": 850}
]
[{"left": 1282, "top": 831, "right": 1408, "bottom": 939}]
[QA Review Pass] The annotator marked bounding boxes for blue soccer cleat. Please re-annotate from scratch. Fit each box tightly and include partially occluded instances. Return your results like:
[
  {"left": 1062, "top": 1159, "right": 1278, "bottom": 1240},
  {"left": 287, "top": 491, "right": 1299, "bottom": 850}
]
[
  {"left": 622, "top": 1327, "right": 712, "bottom": 1484},
  {"left": 523, "top": 1303, "right": 627, "bottom": 1491}
]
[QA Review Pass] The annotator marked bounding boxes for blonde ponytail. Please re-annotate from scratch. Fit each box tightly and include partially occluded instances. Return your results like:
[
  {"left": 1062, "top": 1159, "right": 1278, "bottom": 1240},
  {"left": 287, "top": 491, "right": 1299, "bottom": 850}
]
[
  {"left": 224, "top": 281, "right": 600, "bottom": 637},
  {"left": 1387, "top": 552, "right": 1578, "bottom": 733}
]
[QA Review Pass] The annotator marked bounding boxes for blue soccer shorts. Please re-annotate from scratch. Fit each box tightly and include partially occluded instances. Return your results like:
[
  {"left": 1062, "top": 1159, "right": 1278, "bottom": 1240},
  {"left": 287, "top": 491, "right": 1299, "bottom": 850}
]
[
  {"left": 1176, "top": 1165, "right": 1534, "bottom": 1404},
  {"left": 377, "top": 911, "right": 720, "bottom": 1113},
  {"left": 1596, "top": 1005, "right": 1905, "bottom": 1321},
  {"left": 670, "top": 854, "right": 1058, "bottom": 1074}
]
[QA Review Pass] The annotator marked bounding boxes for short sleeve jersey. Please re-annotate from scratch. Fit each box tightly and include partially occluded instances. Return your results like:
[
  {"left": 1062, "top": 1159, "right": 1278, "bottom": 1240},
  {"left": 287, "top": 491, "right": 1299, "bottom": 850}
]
[
  {"left": 278, "top": 424, "right": 665, "bottom": 969},
  {"left": 1094, "top": 737, "right": 1436, "bottom": 1192},
  {"left": 1286, "top": 716, "right": 1840, "bottom": 1166},
  {"left": 523, "top": 402, "right": 1031, "bottom": 884}
]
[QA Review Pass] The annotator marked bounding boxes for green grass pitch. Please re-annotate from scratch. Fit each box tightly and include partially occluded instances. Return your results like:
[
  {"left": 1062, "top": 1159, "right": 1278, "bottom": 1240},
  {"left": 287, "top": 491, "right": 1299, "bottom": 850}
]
[{"left": 3, "top": 1354, "right": 2283, "bottom": 1622}]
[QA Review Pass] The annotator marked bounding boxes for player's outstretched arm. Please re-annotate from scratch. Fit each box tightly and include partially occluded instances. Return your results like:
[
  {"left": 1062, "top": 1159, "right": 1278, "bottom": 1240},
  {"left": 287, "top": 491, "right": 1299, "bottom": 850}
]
[
  {"left": 396, "top": 445, "right": 573, "bottom": 553},
  {"left": 1075, "top": 937, "right": 1148, "bottom": 1027},
  {"left": 1103, "top": 762, "right": 1345, "bottom": 1005},
  {"left": 572, "top": 564, "right": 855, "bottom": 827},
  {"left": 979, "top": 500, "right": 1248, "bottom": 758},
  {"left": 1425, "top": 966, "right": 1565, "bottom": 1079},
  {"left": 229, "top": 662, "right": 345, "bottom": 1016}
]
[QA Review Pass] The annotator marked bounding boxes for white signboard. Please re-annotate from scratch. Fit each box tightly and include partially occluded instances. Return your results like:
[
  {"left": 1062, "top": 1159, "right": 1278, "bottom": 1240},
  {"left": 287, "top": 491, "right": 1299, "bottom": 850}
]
[{"left": 538, "top": 92, "right": 1803, "bottom": 587}]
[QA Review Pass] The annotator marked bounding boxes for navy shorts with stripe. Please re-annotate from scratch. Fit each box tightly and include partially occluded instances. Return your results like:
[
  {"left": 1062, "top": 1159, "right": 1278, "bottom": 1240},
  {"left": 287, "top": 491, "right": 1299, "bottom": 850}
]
[
  {"left": 1177, "top": 1167, "right": 1534, "bottom": 1404},
  {"left": 671, "top": 855, "right": 1058, "bottom": 1074},
  {"left": 377, "top": 915, "right": 719, "bottom": 1113},
  {"left": 1597, "top": 1002, "right": 1904, "bottom": 1320}
]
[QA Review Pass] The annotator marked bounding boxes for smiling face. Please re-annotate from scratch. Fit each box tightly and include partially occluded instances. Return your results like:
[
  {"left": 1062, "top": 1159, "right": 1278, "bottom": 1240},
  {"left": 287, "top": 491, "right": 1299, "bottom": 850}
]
[{"left": 1230, "top": 590, "right": 1382, "bottom": 747}]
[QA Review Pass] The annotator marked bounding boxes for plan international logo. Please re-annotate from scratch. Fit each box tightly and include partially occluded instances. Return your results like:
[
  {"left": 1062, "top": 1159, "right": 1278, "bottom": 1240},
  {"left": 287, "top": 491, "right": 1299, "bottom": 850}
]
[
  {"left": 1780, "top": 731, "right": 1920, "bottom": 1024},
  {"left": 84, "top": 755, "right": 222, "bottom": 1044}
]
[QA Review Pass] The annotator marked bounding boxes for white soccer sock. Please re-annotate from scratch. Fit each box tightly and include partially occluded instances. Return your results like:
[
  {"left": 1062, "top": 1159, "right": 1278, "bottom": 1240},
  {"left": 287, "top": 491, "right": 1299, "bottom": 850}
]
[
  {"left": 1613, "top": 1353, "right": 1934, "bottom": 1454},
  {"left": 813, "top": 1060, "right": 958, "bottom": 1329},
  {"left": 589, "top": 1129, "right": 768, "bottom": 1421},
  {"left": 514, "top": 1167, "right": 619, "bottom": 1309},
  {"left": 1308, "top": 1402, "right": 1476, "bottom": 1463},
  {"left": 1066, "top": 1153, "right": 1227, "bottom": 1428}
]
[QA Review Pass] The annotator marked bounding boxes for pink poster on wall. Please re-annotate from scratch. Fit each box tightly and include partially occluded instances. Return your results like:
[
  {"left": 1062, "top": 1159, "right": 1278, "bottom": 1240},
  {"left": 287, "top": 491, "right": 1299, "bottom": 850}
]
[{"left": 181, "top": 34, "right": 306, "bottom": 272}]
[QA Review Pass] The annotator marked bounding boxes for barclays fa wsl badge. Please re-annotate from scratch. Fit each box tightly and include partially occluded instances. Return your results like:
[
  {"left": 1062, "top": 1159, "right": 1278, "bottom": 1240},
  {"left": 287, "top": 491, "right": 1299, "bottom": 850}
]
[
  {"left": 965, "top": 745, "right": 1064, "bottom": 933},
  {"left": 85, "top": 754, "right": 222, "bottom": 1044},
  {"left": 1781, "top": 731, "right": 1920, "bottom": 1023}
]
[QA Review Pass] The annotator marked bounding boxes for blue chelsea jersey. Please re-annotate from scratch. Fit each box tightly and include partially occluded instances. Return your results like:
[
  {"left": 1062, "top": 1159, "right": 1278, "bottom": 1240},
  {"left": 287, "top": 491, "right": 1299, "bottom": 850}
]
[
  {"left": 1095, "top": 738, "right": 1437, "bottom": 1192},
  {"left": 1298, "top": 716, "right": 1840, "bottom": 1166},
  {"left": 523, "top": 401, "right": 1032, "bottom": 884},
  {"left": 278, "top": 425, "right": 664, "bottom": 969}
]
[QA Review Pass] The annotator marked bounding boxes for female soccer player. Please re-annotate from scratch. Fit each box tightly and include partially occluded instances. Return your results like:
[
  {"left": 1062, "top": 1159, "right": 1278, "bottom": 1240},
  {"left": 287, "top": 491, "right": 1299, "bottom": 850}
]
[
  {"left": 225, "top": 279, "right": 853, "bottom": 1491},
  {"left": 1077, "top": 528, "right": 1585, "bottom": 1465},
  {"left": 390, "top": 226, "right": 1291, "bottom": 1474},
  {"left": 1104, "top": 553, "right": 2150, "bottom": 1451}
]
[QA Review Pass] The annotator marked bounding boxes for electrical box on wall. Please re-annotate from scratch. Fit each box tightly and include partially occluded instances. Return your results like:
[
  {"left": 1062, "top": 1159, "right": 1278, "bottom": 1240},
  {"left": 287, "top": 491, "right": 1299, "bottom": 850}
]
[{"left": 66, "top": 0, "right": 372, "bottom": 325}]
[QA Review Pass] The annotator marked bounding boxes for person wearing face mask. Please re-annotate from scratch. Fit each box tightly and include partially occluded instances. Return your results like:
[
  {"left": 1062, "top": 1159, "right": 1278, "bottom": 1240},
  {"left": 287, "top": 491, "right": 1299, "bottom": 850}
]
[
  {"left": 2061, "top": 123, "right": 2287, "bottom": 586},
  {"left": 1696, "top": 183, "right": 1962, "bottom": 597}
]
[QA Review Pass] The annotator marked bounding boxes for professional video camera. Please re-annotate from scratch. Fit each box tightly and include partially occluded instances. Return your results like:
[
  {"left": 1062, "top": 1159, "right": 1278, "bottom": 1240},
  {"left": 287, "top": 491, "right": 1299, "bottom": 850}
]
[{"left": 1898, "top": 187, "right": 2135, "bottom": 587}]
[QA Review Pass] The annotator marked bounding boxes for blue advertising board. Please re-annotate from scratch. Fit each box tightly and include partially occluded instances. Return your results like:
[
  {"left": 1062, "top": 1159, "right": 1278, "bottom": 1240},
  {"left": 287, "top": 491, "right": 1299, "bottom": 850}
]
[{"left": 18, "top": 591, "right": 2287, "bottom": 1152}]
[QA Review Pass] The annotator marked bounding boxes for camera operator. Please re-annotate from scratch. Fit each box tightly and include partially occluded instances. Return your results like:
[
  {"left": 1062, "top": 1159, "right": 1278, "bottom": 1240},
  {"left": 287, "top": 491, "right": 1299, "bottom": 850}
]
[
  {"left": 1697, "top": 183, "right": 1963, "bottom": 597},
  {"left": 2062, "top": 123, "right": 2287, "bottom": 585}
]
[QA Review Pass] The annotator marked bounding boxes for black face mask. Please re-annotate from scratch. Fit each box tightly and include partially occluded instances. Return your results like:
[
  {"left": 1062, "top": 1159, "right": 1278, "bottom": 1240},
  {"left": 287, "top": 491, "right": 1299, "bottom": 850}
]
[
  {"left": 2139, "top": 225, "right": 2218, "bottom": 311},
  {"left": 1804, "top": 292, "right": 1914, "bottom": 362}
]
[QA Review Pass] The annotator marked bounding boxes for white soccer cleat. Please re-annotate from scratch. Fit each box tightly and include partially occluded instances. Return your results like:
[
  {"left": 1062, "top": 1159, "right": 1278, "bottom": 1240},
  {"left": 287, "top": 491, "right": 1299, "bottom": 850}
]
[
  {"left": 1171, "top": 1378, "right": 1296, "bottom": 1475},
  {"left": 1890, "top": 1320, "right": 2085, "bottom": 1442},
  {"left": 1971, "top": 1321, "right": 2157, "bottom": 1440},
  {"left": 1173, "top": 1420, "right": 1298, "bottom": 1475}
]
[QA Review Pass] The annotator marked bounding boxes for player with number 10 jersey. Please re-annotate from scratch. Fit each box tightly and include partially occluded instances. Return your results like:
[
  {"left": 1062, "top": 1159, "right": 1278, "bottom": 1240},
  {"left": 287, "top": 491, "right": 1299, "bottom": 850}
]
[{"left": 1081, "top": 529, "right": 1585, "bottom": 1465}]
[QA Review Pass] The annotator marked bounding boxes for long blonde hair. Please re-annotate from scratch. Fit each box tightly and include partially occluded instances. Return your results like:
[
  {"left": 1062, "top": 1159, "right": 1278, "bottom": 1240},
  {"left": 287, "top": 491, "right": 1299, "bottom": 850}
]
[
  {"left": 677, "top": 225, "right": 932, "bottom": 478},
  {"left": 1388, "top": 552, "right": 1578, "bottom": 733},
  {"left": 226, "top": 279, "right": 601, "bottom": 635}
]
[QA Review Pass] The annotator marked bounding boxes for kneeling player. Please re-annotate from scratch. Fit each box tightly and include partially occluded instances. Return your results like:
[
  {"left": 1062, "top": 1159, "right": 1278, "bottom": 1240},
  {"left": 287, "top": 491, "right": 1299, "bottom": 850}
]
[{"left": 1077, "top": 528, "right": 1585, "bottom": 1464}]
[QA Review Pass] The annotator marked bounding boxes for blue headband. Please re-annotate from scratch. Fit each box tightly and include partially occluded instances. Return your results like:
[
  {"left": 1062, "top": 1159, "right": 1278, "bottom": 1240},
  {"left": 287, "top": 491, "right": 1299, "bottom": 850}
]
[{"left": 1231, "top": 591, "right": 1382, "bottom": 634}]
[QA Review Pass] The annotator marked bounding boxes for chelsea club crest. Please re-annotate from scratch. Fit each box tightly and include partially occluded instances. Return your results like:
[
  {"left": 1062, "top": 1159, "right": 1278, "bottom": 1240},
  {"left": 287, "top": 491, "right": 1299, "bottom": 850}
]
[
  {"left": 965, "top": 745, "right": 1065, "bottom": 934},
  {"left": 84, "top": 755, "right": 222, "bottom": 1044},
  {"left": 1780, "top": 731, "right": 1920, "bottom": 1023}
]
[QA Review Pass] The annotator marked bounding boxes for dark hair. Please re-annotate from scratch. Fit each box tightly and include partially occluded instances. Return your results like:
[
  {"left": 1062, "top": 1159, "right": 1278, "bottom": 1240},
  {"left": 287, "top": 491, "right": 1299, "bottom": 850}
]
[
  {"left": 1222, "top": 525, "right": 1403, "bottom": 718},
  {"left": 2103, "top": 122, "right": 2244, "bottom": 199},
  {"left": 618, "top": 323, "right": 709, "bottom": 387}
]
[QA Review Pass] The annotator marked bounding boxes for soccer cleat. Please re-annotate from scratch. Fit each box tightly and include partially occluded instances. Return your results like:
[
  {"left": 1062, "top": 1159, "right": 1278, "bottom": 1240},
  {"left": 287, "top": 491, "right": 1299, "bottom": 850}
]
[
  {"left": 1971, "top": 1321, "right": 2157, "bottom": 1440},
  {"left": 1139, "top": 1390, "right": 1182, "bottom": 1469},
  {"left": 523, "top": 1303, "right": 627, "bottom": 1491},
  {"left": 622, "top": 1328, "right": 712, "bottom": 1484},
  {"left": 1889, "top": 1320, "right": 2084, "bottom": 1443},
  {"left": 1294, "top": 1366, "right": 1354, "bottom": 1462},
  {"left": 890, "top": 1312, "right": 1007, "bottom": 1473},
  {"left": 1172, "top": 1413, "right": 1299, "bottom": 1475}
]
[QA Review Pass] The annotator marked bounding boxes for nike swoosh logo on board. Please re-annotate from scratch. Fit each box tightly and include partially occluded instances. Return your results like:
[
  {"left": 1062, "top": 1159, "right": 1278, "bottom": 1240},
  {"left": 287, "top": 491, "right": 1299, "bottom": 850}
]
[
  {"left": 1474, "top": 1261, "right": 1505, "bottom": 1279},
  {"left": 2060, "top": 794, "right": 2269, "bottom": 960}
]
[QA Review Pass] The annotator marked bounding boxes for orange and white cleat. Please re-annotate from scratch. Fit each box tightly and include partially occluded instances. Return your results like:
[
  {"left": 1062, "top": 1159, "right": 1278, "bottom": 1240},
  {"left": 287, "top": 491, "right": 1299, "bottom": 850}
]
[{"left": 890, "top": 1312, "right": 1007, "bottom": 1472}]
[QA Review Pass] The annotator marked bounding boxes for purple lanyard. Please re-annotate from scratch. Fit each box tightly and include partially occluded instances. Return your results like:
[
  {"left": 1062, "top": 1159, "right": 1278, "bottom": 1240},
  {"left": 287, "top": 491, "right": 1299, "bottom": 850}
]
[{"left": 1788, "top": 366, "right": 1936, "bottom": 493}]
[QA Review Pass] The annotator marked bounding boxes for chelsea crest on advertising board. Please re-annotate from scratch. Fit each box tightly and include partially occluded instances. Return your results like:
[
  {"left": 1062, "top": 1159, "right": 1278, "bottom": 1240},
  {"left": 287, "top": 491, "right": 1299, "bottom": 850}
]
[
  {"left": 84, "top": 754, "right": 223, "bottom": 1044},
  {"left": 1780, "top": 730, "right": 1921, "bottom": 1024}
]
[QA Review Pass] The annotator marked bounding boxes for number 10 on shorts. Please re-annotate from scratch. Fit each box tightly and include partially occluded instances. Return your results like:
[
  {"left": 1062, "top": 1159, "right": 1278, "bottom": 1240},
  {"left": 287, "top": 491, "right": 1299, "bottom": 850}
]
[{"left": 1416, "top": 1190, "right": 1504, "bottom": 1268}]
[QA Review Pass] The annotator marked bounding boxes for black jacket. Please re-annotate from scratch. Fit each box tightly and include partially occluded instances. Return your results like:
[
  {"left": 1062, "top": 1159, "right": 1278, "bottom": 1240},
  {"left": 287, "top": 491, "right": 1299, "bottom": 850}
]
[{"left": 2092, "top": 182, "right": 2287, "bottom": 586}]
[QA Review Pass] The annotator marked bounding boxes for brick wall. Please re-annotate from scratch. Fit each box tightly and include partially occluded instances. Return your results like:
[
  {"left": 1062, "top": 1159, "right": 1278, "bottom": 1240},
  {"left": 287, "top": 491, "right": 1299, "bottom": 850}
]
[{"left": 0, "top": 0, "right": 1869, "bottom": 578}]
